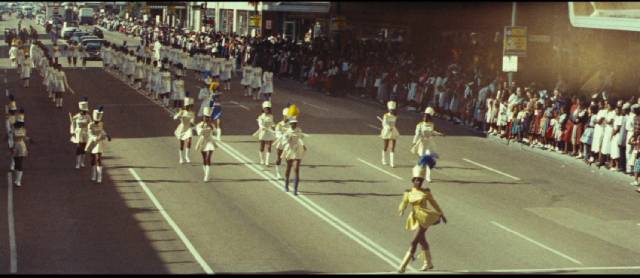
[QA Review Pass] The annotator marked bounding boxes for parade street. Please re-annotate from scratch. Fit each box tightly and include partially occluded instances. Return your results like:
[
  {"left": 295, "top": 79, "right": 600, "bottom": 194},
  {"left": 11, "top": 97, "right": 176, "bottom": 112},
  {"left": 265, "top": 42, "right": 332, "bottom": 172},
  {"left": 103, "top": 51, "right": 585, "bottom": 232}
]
[{"left": 1, "top": 15, "right": 640, "bottom": 274}]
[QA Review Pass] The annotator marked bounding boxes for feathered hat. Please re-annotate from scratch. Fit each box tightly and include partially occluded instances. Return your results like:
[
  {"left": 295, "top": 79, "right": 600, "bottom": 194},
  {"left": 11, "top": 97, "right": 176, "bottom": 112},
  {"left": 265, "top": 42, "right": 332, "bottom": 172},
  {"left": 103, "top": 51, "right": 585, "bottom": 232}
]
[
  {"left": 78, "top": 97, "right": 89, "bottom": 111},
  {"left": 287, "top": 104, "right": 300, "bottom": 118},
  {"left": 387, "top": 100, "right": 397, "bottom": 110},
  {"left": 412, "top": 165, "right": 426, "bottom": 179},
  {"left": 262, "top": 101, "right": 272, "bottom": 109},
  {"left": 183, "top": 92, "right": 194, "bottom": 107},
  {"left": 92, "top": 106, "right": 104, "bottom": 122},
  {"left": 209, "top": 81, "right": 220, "bottom": 91}
]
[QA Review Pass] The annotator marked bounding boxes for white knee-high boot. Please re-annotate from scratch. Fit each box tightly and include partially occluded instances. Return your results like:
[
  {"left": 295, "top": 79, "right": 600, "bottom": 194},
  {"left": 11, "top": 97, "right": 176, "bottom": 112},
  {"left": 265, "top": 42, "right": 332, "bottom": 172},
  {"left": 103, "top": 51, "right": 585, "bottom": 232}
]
[
  {"left": 184, "top": 148, "right": 191, "bottom": 163},
  {"left": 216, "top": 128, "right": 222, "bottom": 141},
  {"left": 14, "top": 171, "right": 22, "bottom": 187},
  {"left": 259, "top": 151, "right": 264, "bottom": 164},
  {"left": 91, "top": 166, "right": 97, "bottom": 181},
  {"left": 96, "top": 166, "right": 103, "bottom": 183},
  {"left": 178, "top": 150, "right": 184, "bottom": 164},
  {"left": 9, "top": 158, "right": 14, "bottom": 171},
  {"left": 264, "top": 152, "right": 270, "bottom": 166},
  {"left": 425, "top": 167, "right": 432, "bottom": 182},
  {"left": 80, "top": 154, "right": 86, "bottom": 167},
  {"left": 381, "top": 150, "right": 387, "bottom": 165},
  {"left": 390, "top": 152, "right": 395, "bottom": 168},
  {"left": 204, "top": 165, "right": 210, "bottom": 181},
  {"left": 75, "top": 155, "right": 81, "bottom": 169}
]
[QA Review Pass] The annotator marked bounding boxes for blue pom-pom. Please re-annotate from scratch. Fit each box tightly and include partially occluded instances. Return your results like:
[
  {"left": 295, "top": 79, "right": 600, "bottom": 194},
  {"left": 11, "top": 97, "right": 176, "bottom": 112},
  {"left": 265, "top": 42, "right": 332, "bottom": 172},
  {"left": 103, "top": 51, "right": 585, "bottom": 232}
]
[{"left": 418, "top": 154, "right": 438, "bottom": 169}]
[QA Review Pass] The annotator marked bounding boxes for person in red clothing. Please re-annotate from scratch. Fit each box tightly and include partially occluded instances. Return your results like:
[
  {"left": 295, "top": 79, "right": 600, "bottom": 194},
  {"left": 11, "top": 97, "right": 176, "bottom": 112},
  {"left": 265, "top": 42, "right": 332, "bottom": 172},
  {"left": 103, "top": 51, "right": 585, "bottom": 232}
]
[{"left": 563, "top": 96, "right": 578, "bottom": 154}]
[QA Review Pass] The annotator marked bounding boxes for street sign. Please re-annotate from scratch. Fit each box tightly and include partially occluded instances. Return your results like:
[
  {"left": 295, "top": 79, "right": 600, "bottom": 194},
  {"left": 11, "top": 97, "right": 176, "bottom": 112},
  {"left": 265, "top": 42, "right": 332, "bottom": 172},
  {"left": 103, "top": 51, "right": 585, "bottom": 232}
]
[
  {"left": 502, "top": 55, "right": 518, "bottom": 72},
  {"left": 249, "top": 15, "right": 261, "bottom": 27},
  {"left": 330, "top": 16, "right": 346, "bottom": 32},
  {"left": 503, "top": 26, "right": 527, "bottom": 57}
]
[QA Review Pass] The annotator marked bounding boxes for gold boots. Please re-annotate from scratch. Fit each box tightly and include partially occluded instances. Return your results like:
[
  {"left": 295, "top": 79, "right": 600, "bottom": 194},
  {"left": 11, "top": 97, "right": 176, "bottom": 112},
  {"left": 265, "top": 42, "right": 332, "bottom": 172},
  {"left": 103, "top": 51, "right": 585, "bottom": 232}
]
[
  {"left": 420, "top": 250, "right": 434, "bottom": 271},
  {"left": 397, "top": 250, "right": 414, "bottom": 273}
]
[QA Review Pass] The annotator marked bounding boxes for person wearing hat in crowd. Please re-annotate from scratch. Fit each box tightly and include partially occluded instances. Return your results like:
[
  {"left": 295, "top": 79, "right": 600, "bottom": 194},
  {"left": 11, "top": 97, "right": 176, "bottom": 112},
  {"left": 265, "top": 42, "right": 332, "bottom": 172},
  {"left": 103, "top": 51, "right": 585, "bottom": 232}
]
[
  {"left": 70, "top": 97, "right": 92, "bottom": 169},
  {"left": 173, "top": 94, "right": 196, "bottom": 164},
  {"left": 211, "top": 91, "right": 223, "bottom": 141},
  {"left": 273, "top": 106, "right": 290, "bottom": 179},
  {"left": 242, "top": 64, "right": 253, "bottom": 97},
  {"left": 86, "top": 106, "right": 111, "bottom": 183},
  {"left": 253, "top": 101, "right": 276, "bottom": 165},
  {"left": 159, "top": 63, "right": 173, "bottom": 107},
  {"left": 20, "top": 52, "right": 33, "bottom": 88},
  {"left": 380, "top": 100, "right": 400, "bottom": 167},
  {"left": 194, "top": 101, "right": 218, "bottom": 182},
  {"left": 53, "top": 63, "right": 75, "bottom": 108},
  {"left": 10, "top": 109, "right": 31, "bottom": 187},
  {"left": 411, "top": 107, "right": 445, "bottom": 157},
  {"left": 262, "top": 67, "right": 274, "bottom": 101},
  {"left": 8, "top": 39, "right": 19, "bottom": 68},
  {"left": 133, "top": 57, "right": 145, "bottom": 90},
  {"left": 625, "top": 104, "right": 639, "bottom": 174},
  {"left": 251, "top": 65, "right": 263, "bottom": 101},
  {"left": 172, "top": 64, "right": 186, "bottom": 109},
  {"left": 220, "top": 56, "right": 233, "bottom": 92},
  {"left": 397, "top": 155, "right": 446, "bottom": 273},
  {"left": 280, "top": 104, "right": 307, "bottom": 195}
]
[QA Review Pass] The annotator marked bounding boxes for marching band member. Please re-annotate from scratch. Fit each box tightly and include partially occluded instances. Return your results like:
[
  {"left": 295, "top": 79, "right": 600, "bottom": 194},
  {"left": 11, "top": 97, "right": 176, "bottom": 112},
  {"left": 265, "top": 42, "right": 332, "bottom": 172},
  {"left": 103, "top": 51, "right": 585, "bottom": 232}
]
[
  {"left": 85, "top": 106, "right": 111, "bottom": 183},
  {"left": 52, "top": 41, "right": 61, "bottom": 65},
  {"left": 211, "top": 55, "right": 221, "bottom": 83},
  {"left": 242, "top": 64, "right": 253, "bottom": 97},
  {"left": 212, "top": 91, "right": 223, "bottom": 141},
  {"left": 273, "top": 106, "right": 290, "bottom": 178},
  {"left": 53, "top": 63, "right": 75, "bottom": 108},
  {"left": 160, "top": 63, "right": 172, "bottom": 107},
  {"left": 45, "top": 59, "right": 55, "bottom": 100},
  {"left": 198, "top": 80, "right": 216, "bottom": 117},
  {"left": 5, "top": 96, "right": 17, "bottom": 171},
  {"left": 172, "top": 64, "right": 186, "bottom": 108},
  {"left": 102, "top": 42, "right": 111, "bottom": 72},
  {"left": 149, "top": 60, "right": 160, "bottom": 99},
  {"left": 262, "top": 68, "right": 274, "bottom": 100},
  {"left": 411, "top": 107, "right": 444, "bottom": 158},
  {"left": 174, "top": 94, "right": 196, "bottom": 164},
  {"left": 133, "top": 56, "right": 145, "bottom": 90},
  {"left": 8, "top": 40, "right": 18, "bottom": 68},
  {"left": 70, "top": 97, "right": 91, "bottom": 169},
  {"left": 251, "top": 65, "right": 263, "bottom": 100},
  {"left": 20, "top": 53, "right": 33, "bottom": 88},
  {"left": 397, "top": 156, "right": 447, "bottom": 273},
  {"left": 281, "top": 105, "right": 307, "bottom": 195},
  {"left": 380, "top": 100, "right": 400, "bottom": 167},
  {"left": 220, "top": 56, "right": 233, "bottom": 92},
  {"left": 10, "top": 109, "right": 31, "bottom": 187},
  {"left": 194, "top": 101, "right": 218, "bottom": 182},
  {"left": 253, "top": 101, "right": 276, "bottom": 165}
]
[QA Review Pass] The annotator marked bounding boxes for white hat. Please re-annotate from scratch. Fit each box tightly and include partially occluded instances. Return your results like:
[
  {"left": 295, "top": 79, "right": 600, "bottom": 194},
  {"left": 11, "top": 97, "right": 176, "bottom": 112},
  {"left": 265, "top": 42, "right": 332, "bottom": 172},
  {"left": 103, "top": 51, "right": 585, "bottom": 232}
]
[
  {"left": 262, "top": 101, "right": 272, "bottom": 109},
  {"left": 424, "top": 107, "right": 435, "bottom": 116},
  {"left": 623, "top": 103, "right": 631, "bottom": 110},
  {"left": 16, "top": 114, "right": 24, "bottom": 123},
  {"left": 92, "top": 107, "right": 104, "bottom": 122},
  {"left": 387, "top": 101, "right": 397, "bottom": 110},
  {"left": 282, "top": 108, "right": 289, "bottom": 116},
  {"left": 203, "top": 106, "right": 213, "bottom": 117},
  {"left": 289, "top": 116, "right": 298, "bottom": 123},
  {"left": 78, "top": 101, "right": 89, "bottom": 111},
  {"left": 184, "top": 97, "right": 194, "bottom": 107},
  {"left": 412, "top": 165, "right": 426, "bottom": 179},
  {"left": 632, "top": 104, "right": 640, "bottom": 110}
]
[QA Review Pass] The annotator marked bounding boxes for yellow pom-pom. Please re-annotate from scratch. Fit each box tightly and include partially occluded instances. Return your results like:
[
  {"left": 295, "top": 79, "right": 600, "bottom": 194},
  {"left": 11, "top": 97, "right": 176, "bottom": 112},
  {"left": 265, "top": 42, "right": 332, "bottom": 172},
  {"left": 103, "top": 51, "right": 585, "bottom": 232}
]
[
  {"left": 209, "top": 82, "right": 220, "bottom": 91},
  {"left": 287, "top": 104, "right": 300, "bottom": 117}
]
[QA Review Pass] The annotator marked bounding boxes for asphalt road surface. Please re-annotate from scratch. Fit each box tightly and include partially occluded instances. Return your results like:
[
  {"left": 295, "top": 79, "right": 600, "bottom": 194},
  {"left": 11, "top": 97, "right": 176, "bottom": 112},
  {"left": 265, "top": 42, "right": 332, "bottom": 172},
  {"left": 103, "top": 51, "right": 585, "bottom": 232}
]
[{"left": 0, "top": 15, "right": 639, "bottom": 274}]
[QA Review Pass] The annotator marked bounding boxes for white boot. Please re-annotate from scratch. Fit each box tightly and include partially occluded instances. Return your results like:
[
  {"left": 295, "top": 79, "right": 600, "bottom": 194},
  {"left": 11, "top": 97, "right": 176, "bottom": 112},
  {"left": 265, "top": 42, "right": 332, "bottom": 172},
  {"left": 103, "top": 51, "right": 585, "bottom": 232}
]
[
  {"left": 275, "top": 164, "right": 281, "bottom": 179},
  {"left": 9, "top": 158, "right": 14, "bottom": 171},
  {"left": 75, "top": 155, "right": 81, "bottom": 169},
  {"left": 381, "top": 150, "right": 387, "bottom": 165},
  {"left": 178, "top": 150, "right": 184, "bottom": 164},
  {"left": 264, "top": 152, "right": 270, "bottom": 166},
  {"left": 90, "top": 166, "right": 97, "bottom": 181},
  {"left": 184, "top": 148, "right": 191, "bottom": 163},
  {"left": 96, "top": 166, "right": 103, "bottom": 183},
  {"left": 204, "top": 165, "right": 210, "bottom": 181},
  {"left": 80, "top": 154, "right": 86, "bottom": 167},
  {"left": 425, "top": 167, "right": 432, "bottom": 182},
  {"left": 216, "top": 128, "right": 222, "bottom": 141},
  {"left": 58, "top": 98, "right": 63, "bottom": 107},
  {"left": 390, "top": 152, "right": 395, "bottom": 168},
  {"left": 14, "top": 171, "right": 22, "bottom": 187},
  {"left": 259, "top": 151, "right": 265, "bottom": 164}
]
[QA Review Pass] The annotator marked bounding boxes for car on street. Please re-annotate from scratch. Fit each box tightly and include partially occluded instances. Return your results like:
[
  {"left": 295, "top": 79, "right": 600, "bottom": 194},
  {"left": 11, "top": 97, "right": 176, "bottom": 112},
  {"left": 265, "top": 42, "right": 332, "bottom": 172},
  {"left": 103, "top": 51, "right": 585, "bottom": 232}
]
[
  {"left": 68, "top": 31, "right": 89, "bottom": 44},
  {"left": 79, "top": 36, "right": 102, "bottom": 46},
  {"left": 83, "top": 40, "right": 103, "bottom": 60},
  {"left": 92, "top": 26, "right": 103, "bottom": 38},
  {"left": 62, "top": 21, "right": 80, "bottom": 39}
]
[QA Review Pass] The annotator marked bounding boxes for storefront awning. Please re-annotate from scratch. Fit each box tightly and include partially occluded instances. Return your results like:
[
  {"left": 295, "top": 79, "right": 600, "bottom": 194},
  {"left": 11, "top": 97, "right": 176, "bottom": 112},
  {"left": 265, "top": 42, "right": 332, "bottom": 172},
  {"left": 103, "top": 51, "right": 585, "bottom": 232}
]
[{"left": 262, "top": 2, "right": 330, "bottom": 13}]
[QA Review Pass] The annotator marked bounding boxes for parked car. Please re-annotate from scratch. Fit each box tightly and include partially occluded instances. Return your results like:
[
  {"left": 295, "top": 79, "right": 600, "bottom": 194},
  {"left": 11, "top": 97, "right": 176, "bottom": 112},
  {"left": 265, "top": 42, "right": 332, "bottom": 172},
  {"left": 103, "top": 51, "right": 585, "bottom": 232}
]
[
  {"left": 68, "top": 31, "right": 89, "bottom": 44},
  {"left": 92, "top": 26, "right": 103, "bottom": 38},
  {"left": 79, "top": 36, "right": 101, "bottom": 46},
  {"left": 84, "top": 41, "right": 102, "bottom": 61},
  {"left": 62, "top": 21, "right": 81, "bottom": 39}
]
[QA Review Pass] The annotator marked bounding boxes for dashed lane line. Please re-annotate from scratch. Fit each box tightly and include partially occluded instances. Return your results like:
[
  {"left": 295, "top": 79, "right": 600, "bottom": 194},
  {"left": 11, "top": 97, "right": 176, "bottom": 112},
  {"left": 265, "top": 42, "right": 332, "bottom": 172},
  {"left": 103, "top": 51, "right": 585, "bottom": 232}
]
[
  {"left": 462, "top": 158, "right": 521, "bottom": 181},
  {"left": 7, "top": 172, "right": 16, "bottom": 273},
  {"left": 357, "top": 158, "right": 403, "bottom": 181}
]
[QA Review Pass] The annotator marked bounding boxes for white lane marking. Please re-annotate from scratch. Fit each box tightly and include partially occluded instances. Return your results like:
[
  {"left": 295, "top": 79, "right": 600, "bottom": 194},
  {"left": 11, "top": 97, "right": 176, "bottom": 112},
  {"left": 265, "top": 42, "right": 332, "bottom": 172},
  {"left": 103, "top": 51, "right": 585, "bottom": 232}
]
[
  {"left": 302, "top": 101, "right": 329, "bottom": 112},
  {"left": 5, "top": 89, "right": 8, "bottom": 97},
  {"left": 367, "top": 124, "right": 381, "bottom": 130},
  {"left": 128, "top": 169, "right": 214, "bottom": 274},
  {"left": 228, "top": 100, "right": 250, "bottom": 111},
  {"left": 218, "top": 143, "right": 412, "bottom": 271},
  {"left": 7, "top": 172, "right": 17, "bottom": 273},
  {"left": 462, "top": 158, "right": 521, "bottom": 181},
  {"left": 357, "top": 158, "right": 403, "bottom": 181},
  {"left": 110, "top": 67, "right": 412, "bottom": 272},
  {"left": 490, "top": 221, "right": 583, "bottom": 265}
]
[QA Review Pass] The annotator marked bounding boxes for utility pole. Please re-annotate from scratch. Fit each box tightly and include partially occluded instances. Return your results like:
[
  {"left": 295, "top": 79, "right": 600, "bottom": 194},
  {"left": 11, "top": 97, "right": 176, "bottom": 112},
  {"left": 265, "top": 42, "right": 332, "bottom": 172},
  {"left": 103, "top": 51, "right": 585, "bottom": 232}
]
[{"left": 508, "top": 1, "right": 516, "bottom": 88}]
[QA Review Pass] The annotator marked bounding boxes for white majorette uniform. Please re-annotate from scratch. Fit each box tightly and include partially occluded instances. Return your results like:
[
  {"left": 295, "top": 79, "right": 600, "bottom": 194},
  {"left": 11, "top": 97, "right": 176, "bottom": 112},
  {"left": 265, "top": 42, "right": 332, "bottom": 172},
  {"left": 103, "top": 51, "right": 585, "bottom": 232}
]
[
  {"left": 134, "top": 59, "right": 145, "bottom": 89},
  {"left": 171, "top": 76, "right": 186, "bottom": 102},
  {"left": 410, "top": 107, "right": 442, "bottom": 157},
  {"left": 251, "top": 66, "right": 263, "bottom": 97},
  {"left": 70, "top": 99, "right": 92, "bottom": 168},
  {"left": 381, "top": 100, "right": 400, "bottom": 167},
  {"left": 280, "top": 120, "right": 306, "bottom": 161},
  {"left": 262, "top": 70, "right": 274, "bottom": 96},
  {"left": 253, "top": 101, "right": 276, "bottom": 165},
  {"left": 10, "top": 112, "right": 28, "bottom": 187},
  {"left": 195, "top": 105, "right": 218, "bottom": 181},
  {"left": 149, "top": 63, "right": 161, "bottom": 98},
  {"left": 20, "top": 56, "right": 33, "bottom": 80},
  {"left": 242, "top": 65, "right": 253, "bottom": 86},
  {"left": 211, "top": 57, "right": 221, "bottom": 78},
  {"left": 54, "top": 68, "right": 73, "bottom": 108},
  {"left": 220, "top": 59, "right": 232, "bottom": 84},
  {"left": 174, "top": 96, "right": 195, "bottom": 164},
  {"left": 160, "top": 69, "right": 172, "bottom": 106},
  {"left": 591, "top": 108, "right": 607, "bottom": 154},
  {"left": 273, "top": 108, "right": 290, "bottom": 151},
  {"left": 600, "top": 109, "right": 615, "bottom": 155},
  {"left": 198, "top": 81, "right": 217, "bottom": 117},
  {"left": 86, "top": 107, "right": 109, "bottom": 183}
]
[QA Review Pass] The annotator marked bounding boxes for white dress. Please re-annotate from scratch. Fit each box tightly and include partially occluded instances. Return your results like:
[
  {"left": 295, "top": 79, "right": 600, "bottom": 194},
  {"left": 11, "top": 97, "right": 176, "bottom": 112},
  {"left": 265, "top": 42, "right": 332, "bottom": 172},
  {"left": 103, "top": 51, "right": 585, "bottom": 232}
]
[
  {"left": 85, "top": 122, "right": 108, "bottom": 154},
  {"left": 272, "top": 120, "right": 289, "bottom": 150},
  {"left": 20, "top": 58, "right": 32, "bottom": 79},
  {"left": 591, "top": 109, "right": 607, "bottom": 153},
  {"left": 600, "top": 110, "right": 615, "bottom": 155},
  {"left": 171, "top": 79, "right": 186, "bottom": 100},
  {"left": 410, "top": 121, "right": 436, "bottom": 156},
  {"left": 251, "top": 67, "right": 263, "bottom": 89},
  {"left": 262, "top": 71, "right": 274, "bottom": 94},
  {"left": 173, "top": 109, "right": 195, "bottom": 141},
  {"left": 211, "top": 58, "right": 221, "bottom": 77},
  {"left": 253, "top": 113, "right": 276, "bottom": 141},
  {"left": 380, "top": 113, "right": 400, "bottom": 140},
  {"left": 220, "top": 60, "right": 232, "bottom": 81},
  {"left": 610, "top": 114, "right": 623, "bottom": 159},
  {"left": 70, "top": 113, "right": 91, "bottom": 143},
  {"left": 11, "top": 127, "right": 28, "bottom": 157},
  {"left": 281, "top": 127, "right": 306, "bottom": 160},
  {"left": 161, "top": 71, "right": 172, "bottom": 94},
  {"left": 241, "top": 66, "right": 252, "bottom": 86},
  {"left": 194, "top": 121, "right": 217, "bottom": 152},
  {"left": 134, "top": 61, "right": 145, "bottom": 80}
]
